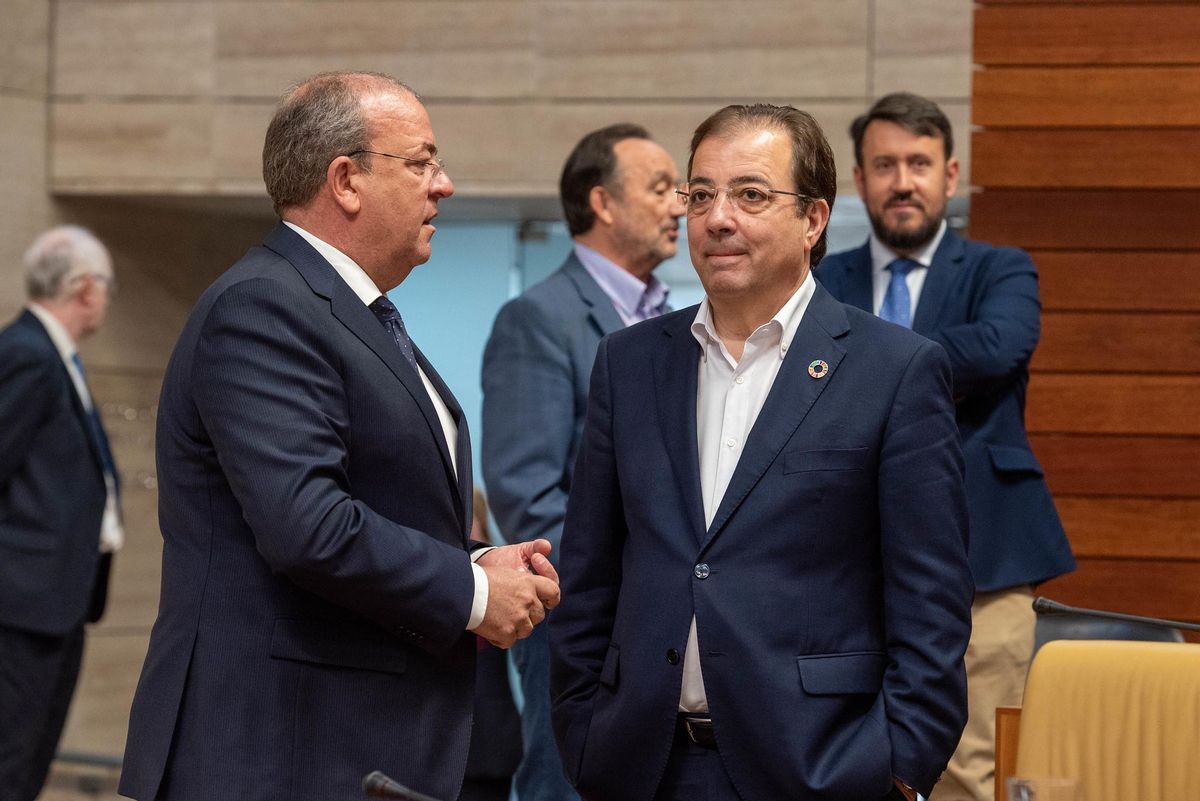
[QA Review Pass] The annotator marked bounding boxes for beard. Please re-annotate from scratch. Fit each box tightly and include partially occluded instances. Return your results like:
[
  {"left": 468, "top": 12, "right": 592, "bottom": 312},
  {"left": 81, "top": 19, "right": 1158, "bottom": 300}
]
[{"left": 867, "top": 198, "right": 943, "bottom": 253}]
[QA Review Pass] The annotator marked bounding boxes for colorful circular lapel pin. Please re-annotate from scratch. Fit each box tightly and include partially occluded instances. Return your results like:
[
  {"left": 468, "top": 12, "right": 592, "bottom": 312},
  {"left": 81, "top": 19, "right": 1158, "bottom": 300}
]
[{"left": 807, "top": 359, "right": 829, "bottom": 379}]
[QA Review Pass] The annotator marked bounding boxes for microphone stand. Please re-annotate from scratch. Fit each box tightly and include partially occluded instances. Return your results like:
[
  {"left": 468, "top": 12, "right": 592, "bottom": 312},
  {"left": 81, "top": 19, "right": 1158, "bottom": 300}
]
[{"left": 1033, "top": 596, "right": 1200, "bottom": 634}]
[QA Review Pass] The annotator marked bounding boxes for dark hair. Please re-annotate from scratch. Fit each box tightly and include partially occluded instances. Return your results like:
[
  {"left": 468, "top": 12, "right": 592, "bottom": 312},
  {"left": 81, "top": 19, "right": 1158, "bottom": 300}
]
[
  {"left": 688, "top": 104, "right": 837, "bottom": 266},
  {"left": 849, "top": 92, "right": 954, "bottom": 167},
  {"left": 559, "top": 123, "right": 653, "bottom": 236},
  {"left": 262, "top": 71, "right": 416, "bottom": 214}
]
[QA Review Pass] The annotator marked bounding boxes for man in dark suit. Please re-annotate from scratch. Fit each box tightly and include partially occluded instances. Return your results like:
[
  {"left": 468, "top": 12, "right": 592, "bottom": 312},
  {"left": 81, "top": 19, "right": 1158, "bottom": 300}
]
[
  {"left": 817, "top": 92, "right": 1076, "bottom": 801},
  {"left": 0, "top": 225, "right": 121, "bottom": 801},
  {"left": 550, "top": 104, "right": 973, "bottom": 801},
  {"left": 120, "top": 72, "right": 560, "bottom": 801},
  {"left": 481, "top": 123, "right": 682, "bottom": 801}
]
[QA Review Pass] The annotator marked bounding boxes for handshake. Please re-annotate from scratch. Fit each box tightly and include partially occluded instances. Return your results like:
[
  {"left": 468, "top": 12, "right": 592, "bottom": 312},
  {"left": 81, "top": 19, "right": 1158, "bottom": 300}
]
[{"left": 474, "top": 539, "right": 561, "bottom": 649}]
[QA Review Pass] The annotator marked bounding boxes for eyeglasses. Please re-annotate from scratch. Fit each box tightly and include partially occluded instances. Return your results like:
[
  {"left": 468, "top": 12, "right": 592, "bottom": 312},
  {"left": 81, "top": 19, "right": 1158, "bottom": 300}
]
[
  {"left": 348, "top": 149, "right": 446, "bottom": 179},
  {"left": 675, "top": 184, "right": 814, "bottom": 216}
]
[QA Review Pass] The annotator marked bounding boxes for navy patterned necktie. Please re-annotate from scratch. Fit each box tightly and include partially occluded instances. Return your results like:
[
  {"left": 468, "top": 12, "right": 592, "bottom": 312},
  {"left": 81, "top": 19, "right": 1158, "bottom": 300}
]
[
  {"left": 70, "top": 352, "right": 119, "bottom": 486},
  {"left": 369, "top": 295, "right": 421, "bottom": 374},
  {"left": 880, "top": 258, "right": 919, "bottom": 328}
]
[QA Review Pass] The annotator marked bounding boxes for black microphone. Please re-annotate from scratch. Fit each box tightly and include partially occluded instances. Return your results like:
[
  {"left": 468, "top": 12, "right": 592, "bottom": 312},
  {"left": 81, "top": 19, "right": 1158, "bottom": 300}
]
[
  {"left": 1033, "top": 596, "right": 1200, "bottom": 634},
  {"left": 362, "top": 771, "right": 445, "bottom": 801}
]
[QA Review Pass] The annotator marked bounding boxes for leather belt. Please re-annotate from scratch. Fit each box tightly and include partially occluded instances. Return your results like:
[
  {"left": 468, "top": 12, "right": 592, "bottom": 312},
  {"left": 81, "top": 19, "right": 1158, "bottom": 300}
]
[{"left": 677, "top": 714, "right": 718, "bottom": 750}]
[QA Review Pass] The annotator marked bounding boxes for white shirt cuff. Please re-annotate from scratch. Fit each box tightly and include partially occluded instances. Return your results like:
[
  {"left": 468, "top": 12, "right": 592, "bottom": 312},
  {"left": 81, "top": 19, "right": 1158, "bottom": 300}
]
[{"left": 466, "top": 559, "right": 490, "bottom": 631}]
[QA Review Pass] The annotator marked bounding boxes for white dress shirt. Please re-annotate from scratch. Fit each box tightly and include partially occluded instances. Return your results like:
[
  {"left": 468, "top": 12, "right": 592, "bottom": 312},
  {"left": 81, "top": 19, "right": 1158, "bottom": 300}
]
[
  {"left": 869, "top": 219, "right": 948, "bottom": 318},
  {"left": 679, "top": 271, "right": 817, "bottom": 711},
  {"left": 27, "top": 303, "right": 124, "bottom": 553},
  {"left": 283, "top": 222, "right": 489, "bottom": 630}
]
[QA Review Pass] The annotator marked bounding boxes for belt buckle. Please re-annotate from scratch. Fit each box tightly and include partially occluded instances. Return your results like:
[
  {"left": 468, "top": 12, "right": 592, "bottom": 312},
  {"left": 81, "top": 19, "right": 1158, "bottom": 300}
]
[{"left": 683, "top": 716, "right": 712, "bottom": 745}]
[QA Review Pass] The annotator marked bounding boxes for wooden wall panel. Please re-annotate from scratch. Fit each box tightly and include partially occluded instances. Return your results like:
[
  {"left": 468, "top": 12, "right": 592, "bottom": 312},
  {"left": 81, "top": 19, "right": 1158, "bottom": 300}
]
[
  {"left": 971, "top": 130, "right": 1200, "bottom": 189},
  {"left": 1028, "top": 376, "right": 1200, "bottom": 436},
  {"left": 1033, "top": 313, "right": 1200, "bottom": 374},
  {"left": 1039, "top": 558, "right": 1200, "bottom": 622},
  {"left": 1056, "top": 498, "right": 1200, "bottom": 559},
  {"left": 975, "top": 5, "right": 1200, "bottom": 66},
  {"left": 1034, "top": 435, "right": 1200, "bottom": 498},
  {"left": 1035, "top": 252, "right": 1200, "bottom": 312},
  {"left": 970, "top": 189, "right": 1200, "bottom": 250},
  {"left": 973, "top": 67, "right": 1200, "bottom": 128}
]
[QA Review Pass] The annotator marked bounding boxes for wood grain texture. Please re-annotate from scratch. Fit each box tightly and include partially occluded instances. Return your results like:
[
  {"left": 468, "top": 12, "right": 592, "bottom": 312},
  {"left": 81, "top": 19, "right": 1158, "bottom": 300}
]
[
  {"left": 971, "top": 129, "right": 1200, "bottom": 189},
  {"left": 1037, "top": 557, "right": 1200, "bottom": 623},
  {"left": 1033, "top": 434, "right": 1200, "bottom": 497},
  {"left": 1028, "top": 375, "right": 1200, "bottom": 435},
  {"left": 973, "top": 67, "right": 1200, "bottom": 127},
  {"left": 970, "top": 189, "right": 1200, "bottom": 250},
  {"left": 1034, "top": 251, "right": 1200, "bottom": 312},
  {"left": 975, "top": 4, "right": 1200, "bottom": 66},
  {"left": 1056, "top": 498, "right": 1200, "bottom": 559},
  {"left": 1032, "top": 312, "right": 1200, "bottom": 374}
]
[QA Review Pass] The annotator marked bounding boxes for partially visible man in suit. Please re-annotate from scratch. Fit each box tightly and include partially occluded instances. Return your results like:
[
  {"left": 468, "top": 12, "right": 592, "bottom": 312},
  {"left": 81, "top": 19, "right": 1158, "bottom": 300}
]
[
  {"left": 0, "top": 225, "right": 122, "bottom": 801},
  {"left": 817, "top": 92, "right": 1076, "bottom": 801},
  {"left": 481, "top": 122, "right": 683, "bottom": 801},
  {"left": 550, "top": 103, "right": 973, "bottom": 801},
  {"left": 120, "top": 72, "right": 559, "bottom": 801}
]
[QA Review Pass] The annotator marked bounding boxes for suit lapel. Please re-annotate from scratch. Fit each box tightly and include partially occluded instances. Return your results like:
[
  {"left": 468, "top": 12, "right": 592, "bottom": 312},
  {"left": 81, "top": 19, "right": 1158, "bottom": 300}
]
[
  {"left": 912, "top": 228, "right": 965, "bottom": 335},
  {"left": 702, "top": 285, "right": 850, "bottom": 550},
  {"left": 264, "top": 224, "right": 462, "bottom": 501},
  {"left": 414, "top": 346, "right": 472, "bottom": 539},
  {"left": 562, "top": 254, "right": 625, "bottom": 338},
  {"left": 840, "top": 243, "right": 875, "bottom": 313},
  {"left": 654, "top": 314, "right": 707, "bottom": 546}
]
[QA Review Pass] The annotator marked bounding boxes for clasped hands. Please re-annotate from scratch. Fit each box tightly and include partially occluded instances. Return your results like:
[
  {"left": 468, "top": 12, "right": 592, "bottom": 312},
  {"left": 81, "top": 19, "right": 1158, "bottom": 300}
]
[{"left": 475, "top": 539, "right": 560, "bottom": 648}]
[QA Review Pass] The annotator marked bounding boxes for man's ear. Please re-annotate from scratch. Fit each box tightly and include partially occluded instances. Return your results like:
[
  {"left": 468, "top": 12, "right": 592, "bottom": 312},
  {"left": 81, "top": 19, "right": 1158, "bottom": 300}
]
[
  {"left": 588, "top": 185, "right": 617, "bottom": 227},
  {"left": 328, "top": 156, "right": 363, "bottom": 215},
  {"left": 805, "top": 198, "right": 832, "bottom": 248},
  {"left": 944, "top": 156, "right": 960, "bottom": 199}
]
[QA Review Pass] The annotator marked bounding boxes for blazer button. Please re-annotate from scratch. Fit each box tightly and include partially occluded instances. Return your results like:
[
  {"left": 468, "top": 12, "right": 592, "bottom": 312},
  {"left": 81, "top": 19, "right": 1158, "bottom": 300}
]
[
  {"left": 666, "top": 648, "right": 680, "bottom": 665},
  {"left": 693, "top": 563, "right": 710, "bottom": 580}
]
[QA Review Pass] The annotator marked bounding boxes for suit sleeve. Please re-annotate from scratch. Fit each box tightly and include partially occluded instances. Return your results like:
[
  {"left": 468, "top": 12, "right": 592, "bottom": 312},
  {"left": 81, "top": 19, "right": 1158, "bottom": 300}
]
[
  {"left": 548, "top": 335, "right": 626, "bottom": 785},
  {"left": 191, "top": 279, "right": 475, "bottom": 654},
  {"left": 481, "top": 296, "right": 577, "bottom": 553},
  {"left": 0, "top": 344, "right": 61, "bottom": 487},
  {"left": 927, "top": 247, "right": 1040, "bottom": 400},
  {"left": 877, "top": 339, "right": 974, "bottom": 796}
]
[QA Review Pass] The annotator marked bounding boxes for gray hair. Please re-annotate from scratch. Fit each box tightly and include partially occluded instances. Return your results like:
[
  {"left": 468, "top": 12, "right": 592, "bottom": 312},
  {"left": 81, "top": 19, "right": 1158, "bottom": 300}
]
[
  {"left": 24, "top": 225, "right": 112, "bottom": 301},
  {"left": 262, "top": 71, "right": 417, "bottom": 214}
]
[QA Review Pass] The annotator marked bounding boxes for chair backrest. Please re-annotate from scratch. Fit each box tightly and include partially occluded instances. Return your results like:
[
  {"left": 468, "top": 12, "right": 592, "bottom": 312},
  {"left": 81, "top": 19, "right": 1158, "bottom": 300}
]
[
  {"left": 1034, "top": 612, "right": 1184, "bottom": 654},
  {"left": 1015, "top": 640, "right": 1200, "bottom": 801}
]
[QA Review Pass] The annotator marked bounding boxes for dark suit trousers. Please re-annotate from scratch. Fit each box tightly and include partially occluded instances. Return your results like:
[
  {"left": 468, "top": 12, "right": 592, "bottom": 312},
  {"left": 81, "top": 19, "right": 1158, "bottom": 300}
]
[{"left": 0, "top": 623, "right": 85, "bottom": 801}]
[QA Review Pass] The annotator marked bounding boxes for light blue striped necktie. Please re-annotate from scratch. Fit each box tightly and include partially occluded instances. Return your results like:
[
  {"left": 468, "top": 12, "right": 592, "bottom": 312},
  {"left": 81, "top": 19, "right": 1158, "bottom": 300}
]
[{"left": 880, "top": 258, "right": 919, "bottom": 328}]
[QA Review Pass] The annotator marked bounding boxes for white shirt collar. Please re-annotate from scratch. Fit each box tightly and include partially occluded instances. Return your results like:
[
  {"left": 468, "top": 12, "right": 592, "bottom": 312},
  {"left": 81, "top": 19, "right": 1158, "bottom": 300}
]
[
  {"left": 26, "top": 302, "right": 77, "bottom": 362},
  {"left": 690, "top": 270, "right": 816, "bottom": 362},
  {"left": 868, "top": 218, "right": 948, "bottom": 274},
  {"left": 283, "top": 221, "right": 384, "bottom": 306}
]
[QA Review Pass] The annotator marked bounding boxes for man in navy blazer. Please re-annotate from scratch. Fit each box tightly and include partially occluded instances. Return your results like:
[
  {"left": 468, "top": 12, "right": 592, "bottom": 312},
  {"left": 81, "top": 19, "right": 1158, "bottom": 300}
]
[
  {"left": 482, "top": 123, "right": 682, "bottom": 801},
  {"left": 120, "top": 72, "right": 559, "bottom": 801},
  {"left": 0, "top": 226, "right": 120, "bottom": 801},
  {"left": 817, "top": 93, "right": 1075, "bottom": 801},
  {"left": 550, "top": 104, "right": 972, "bottom": 801}
]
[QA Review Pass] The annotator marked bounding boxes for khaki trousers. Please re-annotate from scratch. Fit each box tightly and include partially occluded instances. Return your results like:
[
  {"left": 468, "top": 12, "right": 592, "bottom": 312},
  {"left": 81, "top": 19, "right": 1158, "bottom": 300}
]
[{"left": 929, "top": 586, "right": 1035, "bottom": 801}]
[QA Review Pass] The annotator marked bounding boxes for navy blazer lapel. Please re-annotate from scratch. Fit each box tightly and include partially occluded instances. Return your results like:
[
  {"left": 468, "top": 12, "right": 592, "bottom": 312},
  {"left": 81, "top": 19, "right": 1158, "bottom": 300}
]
[
  {"left": 653, "top": 312, "right": 707, "bottom": 546},
  {"left": 414, "top": 346, "right": 472, "bottom": 538},
  {"left": 840, "top": 242, "right": 875, "bottom": 313},
  {"left": 912, "top": 228, "right": 965, "bottom": 335},
  {"left": 703, "top": 284, "right": 849, "bottom": 550},
  {"left": 562, "top": 254, "right": 625, "bottom": 338},
  {"left": 21, "top": 312, "right": 107, "bottom": 479},
  {"left": 263, "top": 224, "right": 461, "bottom": 493}
]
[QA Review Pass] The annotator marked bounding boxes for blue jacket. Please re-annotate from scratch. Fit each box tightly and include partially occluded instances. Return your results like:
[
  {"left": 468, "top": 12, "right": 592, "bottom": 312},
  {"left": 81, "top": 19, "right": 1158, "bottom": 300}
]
[
  {"left": 817, "top": 229, "right": 1075, "bottom": 591},
  {"left": 121, "top": 223, "right": 479, "bottom": 801},
  {"left": 551, "top": 284, "right": 973, "bottom": 800}
]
